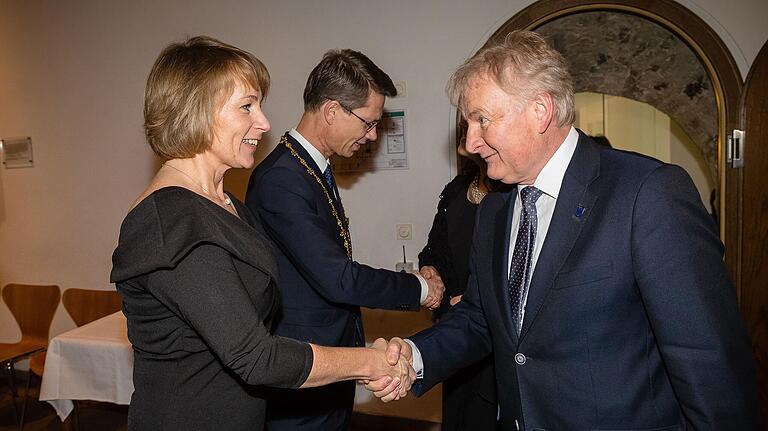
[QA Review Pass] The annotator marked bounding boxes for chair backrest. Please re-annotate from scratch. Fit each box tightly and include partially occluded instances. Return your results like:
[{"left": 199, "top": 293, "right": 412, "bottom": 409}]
[
  {"left": 62, "top": 288, "right": 122, "bottom": 327},
  {"left": 2, "top": 283, "right": 61, "bottom": 345}
]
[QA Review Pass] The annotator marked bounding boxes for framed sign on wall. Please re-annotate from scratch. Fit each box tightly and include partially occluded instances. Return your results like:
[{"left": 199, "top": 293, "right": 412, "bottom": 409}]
[{"left": 1, "top": 137, "right": 34, "bottom": 168}]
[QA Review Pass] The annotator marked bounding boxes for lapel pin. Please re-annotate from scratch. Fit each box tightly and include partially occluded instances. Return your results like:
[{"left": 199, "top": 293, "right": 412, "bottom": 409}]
[{"left": 574, "top": 205, "right": 586, "bottom": 218}]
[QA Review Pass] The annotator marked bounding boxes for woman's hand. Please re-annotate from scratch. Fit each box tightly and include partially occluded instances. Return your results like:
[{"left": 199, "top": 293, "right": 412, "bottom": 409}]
[
  {"left": 419, "top": 266, "right": 445, "bottom": 310},
  {"left": 420, "top": 265, "right": 440, "bottom": 280},
  {"left": 450, "top": 294, "right": 463, "bottom": 306}
]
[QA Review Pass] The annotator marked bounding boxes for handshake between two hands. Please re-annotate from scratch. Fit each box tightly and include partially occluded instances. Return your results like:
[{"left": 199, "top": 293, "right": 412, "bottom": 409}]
[
  {"left": 362, "top": 337, "right": 414, "bottom": 403},
  {"left": 357, "top": 267, "right": 442, "bottom": 403},
  {"left": 418, "top": 265, "right": 445, "bottom": 310}
]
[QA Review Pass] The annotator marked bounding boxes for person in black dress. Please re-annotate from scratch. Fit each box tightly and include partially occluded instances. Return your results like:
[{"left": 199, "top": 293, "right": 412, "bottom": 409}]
[
  {"left": 110, "top": 36, "right": 413, "bottom": 431},
  {"left": 418, "top": 120, "right": 499, "bottom": 431}
]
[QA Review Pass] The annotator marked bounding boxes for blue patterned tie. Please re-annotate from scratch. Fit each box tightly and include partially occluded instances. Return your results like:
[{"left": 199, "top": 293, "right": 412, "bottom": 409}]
[
  {"left": 322, "top": 166, "right": 337, "bottom": 200},
  {"left": 322, "top": 165, "right": 350, "bottom": 234},
  {"left": 508, "top": 186, "right": 543, "bottom": 334}
]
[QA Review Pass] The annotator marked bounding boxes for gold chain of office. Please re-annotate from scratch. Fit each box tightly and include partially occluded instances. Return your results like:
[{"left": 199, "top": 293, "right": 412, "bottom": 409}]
[{"left": 281, "top": 135, "right": 353, "bottom": 259}]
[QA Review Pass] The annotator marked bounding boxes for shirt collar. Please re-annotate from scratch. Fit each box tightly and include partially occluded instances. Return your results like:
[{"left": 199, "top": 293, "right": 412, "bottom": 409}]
[
  {"left": 289, "top": 128, "right": 330, "bottom": 172},
  {"left": 532, "top": 126, "right": 579, "bottom": 200}
]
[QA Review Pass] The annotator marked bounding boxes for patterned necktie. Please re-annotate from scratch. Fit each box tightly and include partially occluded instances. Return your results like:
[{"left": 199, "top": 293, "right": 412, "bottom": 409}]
[
  {"left": 322, "top": 166, "right": 337, "bottom": 199},
  {"left": 323, "top": 166, "right": 347, "bottom": 230},
  {"left": 508, "top": 186, "right": 543, "bottom": 334}
]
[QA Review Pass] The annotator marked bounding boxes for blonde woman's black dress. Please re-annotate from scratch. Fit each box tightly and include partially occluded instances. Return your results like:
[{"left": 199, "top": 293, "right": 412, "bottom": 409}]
[{"left": 111, "top": 187, "right": 313, "bottom": 431}]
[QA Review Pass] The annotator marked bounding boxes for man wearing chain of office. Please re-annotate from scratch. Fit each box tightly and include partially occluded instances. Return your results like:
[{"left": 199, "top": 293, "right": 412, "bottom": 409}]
[{"left": 245, "top": 49, "right": 444, "bottom": 431}]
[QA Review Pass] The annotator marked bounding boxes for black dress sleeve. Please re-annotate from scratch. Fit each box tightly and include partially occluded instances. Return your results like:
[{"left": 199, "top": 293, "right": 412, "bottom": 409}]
[
  {"left": 419, "top": 175, "right": 473, "bottom": 318},
  {"left": 146, "top": 243, "right": 313, "bottom": 389},
  {"left": 418, "top": 183, "right": 454, "bottom": 280}
]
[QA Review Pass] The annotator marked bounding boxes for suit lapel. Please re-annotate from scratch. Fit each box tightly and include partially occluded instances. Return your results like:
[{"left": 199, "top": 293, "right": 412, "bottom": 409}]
[
  {"left": 286, "top": 134, "right": 344, "bottom": 213},
  {"left": 284, "top": 133, "right": 341, "bottom": 215},
  {"left": 329, "top": 172, "right": 349, "bottom": 230},
  {"left": 519, "top": 132, "right": 601, "bottom": 340},
  {"left": 283, "top": 133, "right": 351, "bottom": 255},
  {"left": 490, "top": 189, "right": 519, "bottom": 343}
]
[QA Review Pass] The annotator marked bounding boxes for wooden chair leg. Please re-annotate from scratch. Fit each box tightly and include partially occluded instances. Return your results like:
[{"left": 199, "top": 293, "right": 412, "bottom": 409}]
[
  {"left": 19, "top": 368, "right": 32, "bottom": 431},
  {"left": 4, "top": 360, "right": 20, "bottom": 427}
]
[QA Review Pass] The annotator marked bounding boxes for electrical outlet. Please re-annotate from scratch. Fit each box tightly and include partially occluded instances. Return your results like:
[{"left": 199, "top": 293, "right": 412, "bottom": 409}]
[
  {"left": 395, "top": 261, "right": 414, "bottom": 273},
  {"left": 396, "top": 224, "right": 412, "bottom": 240}
]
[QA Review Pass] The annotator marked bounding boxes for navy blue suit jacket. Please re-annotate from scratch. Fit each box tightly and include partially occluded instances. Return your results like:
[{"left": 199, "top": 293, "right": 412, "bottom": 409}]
[
  {"left": 410, "top": 132, "right": 758, "bottom": 430},
  {"left": 245, "top": 133, "right": 420, "bottom": 348}
]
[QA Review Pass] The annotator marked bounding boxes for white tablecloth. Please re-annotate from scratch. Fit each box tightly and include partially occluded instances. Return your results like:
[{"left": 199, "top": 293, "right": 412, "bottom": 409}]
[{"left": 39, "top": 311, "right": 134, "bottom": 420}]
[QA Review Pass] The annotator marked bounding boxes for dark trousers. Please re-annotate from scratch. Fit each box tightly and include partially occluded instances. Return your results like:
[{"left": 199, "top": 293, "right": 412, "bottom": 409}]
[
  {"left": 441, "top": 355, "right": 498, "bottom": 431},
  {"left": 267, "top": 380, "right": 355, "bottom": 431}
]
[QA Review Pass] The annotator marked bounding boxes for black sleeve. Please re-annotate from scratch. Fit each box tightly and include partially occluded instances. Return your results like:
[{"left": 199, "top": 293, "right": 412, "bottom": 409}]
[
  {"left": 147, "top": 243, "right": 313, "bottom": 389},
  {"left": 418, "top": 184, "right": 453, "bottom": 276},
  {"left": 419, "top": 177, "right": 470, "bottom": 279},
  {"left": 419, "top": 177, "right": 470, "bottom": 317}
]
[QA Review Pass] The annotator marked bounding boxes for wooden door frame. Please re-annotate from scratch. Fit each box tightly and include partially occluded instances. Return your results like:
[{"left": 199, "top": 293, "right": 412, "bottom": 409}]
[{"left": 485, "top": 0, "right": 744, "bottom": 295}]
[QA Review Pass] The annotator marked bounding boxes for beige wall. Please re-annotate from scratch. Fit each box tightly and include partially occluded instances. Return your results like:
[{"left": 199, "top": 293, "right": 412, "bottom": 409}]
[{"left": 1, "top": 0, "right": 765, "bottom": 422}]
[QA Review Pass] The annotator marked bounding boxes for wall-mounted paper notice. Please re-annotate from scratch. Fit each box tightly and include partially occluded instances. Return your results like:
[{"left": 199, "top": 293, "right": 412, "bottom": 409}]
[{"left": 2, "top": 137, "right": 34, "bottom": 168}]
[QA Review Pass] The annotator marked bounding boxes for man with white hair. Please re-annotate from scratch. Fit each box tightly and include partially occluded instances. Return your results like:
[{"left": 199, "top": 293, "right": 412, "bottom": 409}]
[{"left": 373, "top": 30, "right": 758, "bottom": 430}]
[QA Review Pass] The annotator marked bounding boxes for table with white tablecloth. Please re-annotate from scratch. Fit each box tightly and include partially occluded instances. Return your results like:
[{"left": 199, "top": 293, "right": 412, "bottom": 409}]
[{"left": 39, "top": 311, "right": 133, "bottom": 420}]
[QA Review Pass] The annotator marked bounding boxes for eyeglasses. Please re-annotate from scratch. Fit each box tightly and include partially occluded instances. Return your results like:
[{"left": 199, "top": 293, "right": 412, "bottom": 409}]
[{"left": 339, "top": 103, "right": 379, "bottom": 132}]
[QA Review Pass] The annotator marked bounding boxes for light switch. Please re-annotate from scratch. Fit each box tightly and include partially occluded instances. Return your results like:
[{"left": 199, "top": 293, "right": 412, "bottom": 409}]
[{"left": 396, "top": 223, "right": 412, "bottom": 240}]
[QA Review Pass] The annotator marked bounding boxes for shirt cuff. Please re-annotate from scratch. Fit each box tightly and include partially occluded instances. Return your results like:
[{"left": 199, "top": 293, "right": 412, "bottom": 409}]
[
  {"left": 404, "top": 339, "right": 424, "bottom": 379},
  {"left": 414, "top": 273, "right": 428, "bottom": 304}
]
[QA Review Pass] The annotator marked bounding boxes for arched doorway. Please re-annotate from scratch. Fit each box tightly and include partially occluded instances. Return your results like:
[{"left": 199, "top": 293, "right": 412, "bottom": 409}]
[{"left": 474, "top": 0, "right": 768, "bottom": 423}]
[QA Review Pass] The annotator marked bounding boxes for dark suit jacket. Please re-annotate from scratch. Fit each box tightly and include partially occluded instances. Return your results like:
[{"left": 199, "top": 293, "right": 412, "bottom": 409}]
[
  {"left": 246, "top": 134, "right": 421, "bottom": 429},
  {"left": 246, "top": 134, "right": 421, "bottom": 348},
  {"left": 410, "top": 132, "right": 758, "bottom": 431}
]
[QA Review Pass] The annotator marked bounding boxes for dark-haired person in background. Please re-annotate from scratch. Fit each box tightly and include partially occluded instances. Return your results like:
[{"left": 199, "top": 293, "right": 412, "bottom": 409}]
[
  {"left": 418, "top": 119, "right": 502, "bottom": 431},
  {"left": 245, "top": 49, "right": 444, "bottom": 431}
]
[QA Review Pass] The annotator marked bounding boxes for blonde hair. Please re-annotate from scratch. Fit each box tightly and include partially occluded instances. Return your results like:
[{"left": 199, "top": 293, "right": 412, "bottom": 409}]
[
  {"left": 448, "top": 30, "right": 574, "bottom": 127},
  {"left": 144, "top": 35, "right": 270, "bottom": 159}
]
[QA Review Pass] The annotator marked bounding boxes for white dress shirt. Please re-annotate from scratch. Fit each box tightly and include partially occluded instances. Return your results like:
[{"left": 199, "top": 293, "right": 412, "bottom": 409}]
[
  {"left": 408, "top": 126, "right": 579, "bottom": 375},
  {"left": 509, "top": 126, "right": 578, "bottom": 330},
  {"left": 288, "top": 129, "right": 429, "bottom": 302}
]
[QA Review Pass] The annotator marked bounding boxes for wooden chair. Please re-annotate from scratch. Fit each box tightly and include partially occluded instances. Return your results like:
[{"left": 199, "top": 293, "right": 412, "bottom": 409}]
[
  {"left": 60, "top": 288, "right": 122, "bottom": 430},
  {"left": 0, "top": 283, "right": 60, "bottom": 429},
  {"left": 62, "top": 288, "right": 122, "bottom": 327}
]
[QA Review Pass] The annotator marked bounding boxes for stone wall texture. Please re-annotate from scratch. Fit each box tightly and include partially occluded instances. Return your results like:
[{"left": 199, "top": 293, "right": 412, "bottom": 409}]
[{"left": 535, "top": 11, "right": 718, "bottom": 179}]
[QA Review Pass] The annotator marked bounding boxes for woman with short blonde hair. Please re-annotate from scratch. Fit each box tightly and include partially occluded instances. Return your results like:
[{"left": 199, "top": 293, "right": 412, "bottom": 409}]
[{"left": 111, "top": 35, "right": 411, "bottom": 431}]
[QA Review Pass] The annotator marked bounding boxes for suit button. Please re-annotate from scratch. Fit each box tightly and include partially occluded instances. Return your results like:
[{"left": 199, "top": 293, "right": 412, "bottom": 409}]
[{"left": 514, "top": 353, "right": 526, "bottom": 365}]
